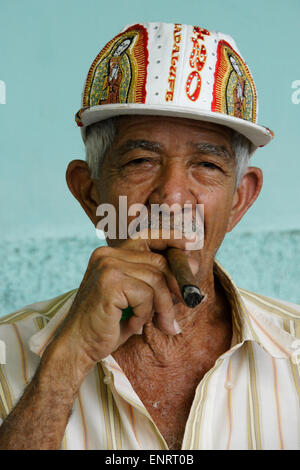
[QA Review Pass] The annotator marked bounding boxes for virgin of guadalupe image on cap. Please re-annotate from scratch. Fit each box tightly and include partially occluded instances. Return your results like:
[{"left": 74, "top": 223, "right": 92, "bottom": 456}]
[
  {"left": 229, "top": 55, "right": 246, "bottom": 119},
  {"left": 225, "top": 47, "right": 255, "bottom": 121},
  {"left": 212, "top": 41, "right": 257, "bottom": 123},
  {"left": 100, "top": 38, "right": 133, "bottom": 104},
  {"left": 83, "top": 24, "right": 149, "bottom": 108}
]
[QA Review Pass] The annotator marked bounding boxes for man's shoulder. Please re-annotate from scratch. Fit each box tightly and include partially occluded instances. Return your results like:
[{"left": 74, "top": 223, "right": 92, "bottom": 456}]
[
  {"left": 238, "top": 287, "right": 300, "bottom": 321},
  {"left": 0, "top": 289, "right": 78, "bottom": 367},
  {"left": 0, "top": 289, "right": 78, "bottom": 328},
  {"left": 0, "top": 290, "right": 78, "bottom": 421}
]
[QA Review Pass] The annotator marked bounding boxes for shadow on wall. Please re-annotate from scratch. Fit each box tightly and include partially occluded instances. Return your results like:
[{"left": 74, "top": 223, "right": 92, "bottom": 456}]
[{"left": 0, "top": 230, "right": 299, "bottom": 317}]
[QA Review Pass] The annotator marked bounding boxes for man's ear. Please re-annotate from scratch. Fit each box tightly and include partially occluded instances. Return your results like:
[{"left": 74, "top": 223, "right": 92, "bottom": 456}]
[
  {"left": 66, "top": 160, "right": 100, "bottom": 226},
  {"left": 227, "top": 167, "right": 263, "bottom": 233}
]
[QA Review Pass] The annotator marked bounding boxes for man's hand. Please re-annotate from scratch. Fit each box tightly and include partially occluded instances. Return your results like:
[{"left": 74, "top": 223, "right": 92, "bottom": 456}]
[
  {"left": 0, "top": 230, "right": 195, "bottom": 449},
  {"left": 52, "top": 231, "right": 189, "bottom": 384}
]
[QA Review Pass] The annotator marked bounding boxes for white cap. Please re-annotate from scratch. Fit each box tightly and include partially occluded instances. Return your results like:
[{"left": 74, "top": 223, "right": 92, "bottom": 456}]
[{"left": 75, "top": 22, "right": 274, "bottom": 150}]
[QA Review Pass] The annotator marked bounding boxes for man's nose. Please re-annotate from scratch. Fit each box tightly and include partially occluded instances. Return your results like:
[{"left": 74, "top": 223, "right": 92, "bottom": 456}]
[{"left": 149, "top": 162, "right": 196, "bottom": 207}]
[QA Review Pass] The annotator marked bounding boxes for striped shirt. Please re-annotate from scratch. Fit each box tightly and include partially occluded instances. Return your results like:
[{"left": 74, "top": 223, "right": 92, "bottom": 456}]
[{"left": 0, "top": 261, "right": 300, "bottom": 450}]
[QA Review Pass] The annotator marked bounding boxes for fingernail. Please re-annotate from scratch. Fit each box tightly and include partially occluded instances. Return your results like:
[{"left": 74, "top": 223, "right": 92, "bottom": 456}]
[
  {"left": 173, "top": 319, "right": 182, "bottom": 335},
  {"left": 189, "top": 258, "right": 199, "bottom": 276}
]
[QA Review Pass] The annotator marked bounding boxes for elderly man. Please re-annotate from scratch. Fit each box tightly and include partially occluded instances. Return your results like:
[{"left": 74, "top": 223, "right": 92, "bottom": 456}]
[{"left": 0, "top": 22, "right": 299, "bottom": 451}]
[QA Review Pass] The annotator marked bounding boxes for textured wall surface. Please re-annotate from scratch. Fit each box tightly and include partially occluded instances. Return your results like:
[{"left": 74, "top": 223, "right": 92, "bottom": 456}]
[
  {"left": 0, "top": 0, "right": 300, "bottom": 241},
  {"left": 1, "top": 230, "right": 299, "bottom": 318}
]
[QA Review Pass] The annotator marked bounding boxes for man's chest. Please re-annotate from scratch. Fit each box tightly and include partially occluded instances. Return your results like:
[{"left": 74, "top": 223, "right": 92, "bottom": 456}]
[
  {"left": 131, "top": 379, "right": 197, "bottom": 449},
  {"left": 111, "top": 325, "right": 232, "bottom": 449},
  {"left": 118, "top": 357, "right": 218, "bottom": 450}
]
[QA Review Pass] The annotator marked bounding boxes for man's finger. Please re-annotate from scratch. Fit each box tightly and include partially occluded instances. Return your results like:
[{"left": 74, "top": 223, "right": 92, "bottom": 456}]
[{"left": 94, "top": 247, "right": 182, "bottom": 299}]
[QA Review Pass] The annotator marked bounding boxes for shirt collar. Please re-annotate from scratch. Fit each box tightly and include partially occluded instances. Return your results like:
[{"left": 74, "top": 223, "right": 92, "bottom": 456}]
[
  {"left": 28, "top": 262, "right": 300, "bottom": 364},
  {"left": 214, "top": 260, "right": 300, "bottom": 363}
]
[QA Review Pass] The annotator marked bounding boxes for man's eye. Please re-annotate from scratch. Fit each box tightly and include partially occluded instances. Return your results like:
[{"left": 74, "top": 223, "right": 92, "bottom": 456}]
[
  {"left": 196, "top": 161, "right": 220, "bottom": 170},
  {"left": 125, "top": 158, "right": 152, "bottom": 166}
]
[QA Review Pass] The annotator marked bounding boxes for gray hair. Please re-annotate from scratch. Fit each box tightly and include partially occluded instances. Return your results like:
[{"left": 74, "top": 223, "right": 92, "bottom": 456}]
[{"left": 85, "top": 117, "right": 251, "bottom": 188}]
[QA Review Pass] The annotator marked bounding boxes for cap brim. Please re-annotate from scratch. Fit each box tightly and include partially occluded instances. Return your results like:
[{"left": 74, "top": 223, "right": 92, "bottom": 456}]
[{"left": 78, "top": 103, "right": 274, "bottom": 152}]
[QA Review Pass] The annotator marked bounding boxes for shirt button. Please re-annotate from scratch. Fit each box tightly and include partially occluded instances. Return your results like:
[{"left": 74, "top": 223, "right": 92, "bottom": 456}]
[
  {"left": 103, "top": 374, "right": 112, "bottom": 384},
  {"left": 291, "top": 340, "right": 300, "bottom": 364},
  {"left": 225, "top": 381, "right": 233, "bottom": 389},
  {"left": 291, "top": 352, "right": 300, "bottom": 365}
]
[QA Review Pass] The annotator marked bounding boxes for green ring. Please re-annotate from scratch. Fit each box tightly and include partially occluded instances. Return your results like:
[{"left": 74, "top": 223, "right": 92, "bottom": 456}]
[{"left": 121, "top": 306, "right": 134, "bottom": 321}]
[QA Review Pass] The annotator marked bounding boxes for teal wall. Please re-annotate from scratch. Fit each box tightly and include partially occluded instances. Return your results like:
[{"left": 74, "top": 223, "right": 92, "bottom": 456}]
[{"left": 0, "top": 0, "right": 299, "bottom": 315}]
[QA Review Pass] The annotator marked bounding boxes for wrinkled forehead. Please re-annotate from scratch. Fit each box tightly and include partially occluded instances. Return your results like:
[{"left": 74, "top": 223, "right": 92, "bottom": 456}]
[{"left": 114, "top": 115, "right": 235, "bottom": 150}]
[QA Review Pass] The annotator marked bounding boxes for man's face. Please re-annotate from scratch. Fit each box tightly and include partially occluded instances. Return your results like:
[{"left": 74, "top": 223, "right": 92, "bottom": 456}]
[{"left": 95, "top": 115, "right": 238, "bottom": 275}]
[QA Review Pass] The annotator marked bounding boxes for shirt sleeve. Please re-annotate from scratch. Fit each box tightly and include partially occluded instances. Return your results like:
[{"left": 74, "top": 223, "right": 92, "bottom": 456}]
[{"left": 0, "top": 320, "right": 40, "bottom": 423}]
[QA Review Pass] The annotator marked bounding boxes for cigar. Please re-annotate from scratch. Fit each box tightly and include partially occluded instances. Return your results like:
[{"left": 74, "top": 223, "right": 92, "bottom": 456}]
[
  {"left": 121, "top": 247, "right": 204, "bottom": 321},
  {"left": 166, "top": 247, "right": 204, "bottom": 308}
]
